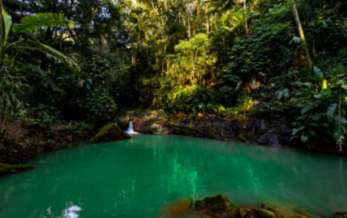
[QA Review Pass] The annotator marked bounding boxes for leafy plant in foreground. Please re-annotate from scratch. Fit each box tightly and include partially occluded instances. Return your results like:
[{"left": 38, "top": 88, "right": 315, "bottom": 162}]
[{"left": 292, "top": 65, "right": 347, "bottom": 152}]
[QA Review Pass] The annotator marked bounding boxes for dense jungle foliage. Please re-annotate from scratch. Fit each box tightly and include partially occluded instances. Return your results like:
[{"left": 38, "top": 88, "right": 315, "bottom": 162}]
[{"left": 1, "top": 0, "right": 347, "bottom": 152}]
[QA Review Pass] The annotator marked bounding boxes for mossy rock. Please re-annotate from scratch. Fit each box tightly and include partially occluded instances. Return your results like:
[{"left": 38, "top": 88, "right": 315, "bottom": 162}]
[
  {"left": 255, "top": 209, "right": 276, "bottom": 218},
  {"left": 0, "top": 163, "right": 33, "bottom": 176},
  {"left": 195, "top": 194, "right": 236, "bottom": 217},
  {"left": 333, "top": 211, "right": 347, "bottom": 218},
  {"left": 90, "top": 123, "right": 131, "bottom": 143}
]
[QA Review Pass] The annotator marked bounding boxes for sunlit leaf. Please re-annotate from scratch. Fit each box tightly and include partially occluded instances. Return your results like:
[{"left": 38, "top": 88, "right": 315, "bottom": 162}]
[
  {"left": 2, "top": 9, "right": 12, "bottom": 46},
  {"left": 12, "top": 13, "right": 74, "bottom": 34}
]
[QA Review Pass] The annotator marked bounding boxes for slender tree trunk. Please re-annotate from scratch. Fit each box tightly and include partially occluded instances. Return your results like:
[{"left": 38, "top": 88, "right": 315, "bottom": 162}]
[
  {"left": 99, "top": 35, "right": 103, "bottom": 55},
  {"left": 205, "top": 6, "right": 209, "bottom": 34},
  {"left": 290, "top": 0, "right": 313, "bottom": 72},
  {"left": 0, "top": 0, "right": 4, "bottom": 65},
  {"left": 244, "top": 0, "right": 248, "bottom": 37},
  {"left": 187, "top": 5, "right": 191, "bottom": 40}
]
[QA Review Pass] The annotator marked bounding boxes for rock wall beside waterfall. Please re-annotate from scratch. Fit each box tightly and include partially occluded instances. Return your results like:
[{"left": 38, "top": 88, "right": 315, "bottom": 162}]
[{"left": 118, "top": 109, "right": 346, "bottom": 156}]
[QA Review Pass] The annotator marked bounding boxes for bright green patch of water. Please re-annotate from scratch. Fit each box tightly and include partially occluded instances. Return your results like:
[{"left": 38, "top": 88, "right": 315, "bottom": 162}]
[{"left": 0, "top": 135, "right": 346, "bottom": 218}]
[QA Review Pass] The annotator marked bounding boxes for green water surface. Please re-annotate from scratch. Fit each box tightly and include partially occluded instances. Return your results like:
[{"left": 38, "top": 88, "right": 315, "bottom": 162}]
[{"left": 0, "top": 135, "right": 346, "bottom": 218}]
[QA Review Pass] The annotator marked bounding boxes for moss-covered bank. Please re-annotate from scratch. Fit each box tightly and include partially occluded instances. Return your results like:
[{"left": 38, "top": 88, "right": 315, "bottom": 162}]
[
  {"left": 0, "top": 163, "right": 33, "bottom": 176},
  {"left": 0, "top": 120, "right": 131, "bottom": 177}
]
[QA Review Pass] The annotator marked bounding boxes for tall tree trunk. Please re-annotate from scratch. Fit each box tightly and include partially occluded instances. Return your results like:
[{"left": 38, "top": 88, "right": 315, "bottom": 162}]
[
  {"left": 0, "top": 0, "right": 4, "bottom": 65},
  {"left": 205, "top": 6, "right": 209, "bottom": 34},
  {"left": 290, "top": 0, "right": 313, "bottom": 72},
  {"left": 244, "top": 0, "right": 248, "bottom": 37},
  {"left": 187, "top": 5, "right": 191, "bottom": 40}
]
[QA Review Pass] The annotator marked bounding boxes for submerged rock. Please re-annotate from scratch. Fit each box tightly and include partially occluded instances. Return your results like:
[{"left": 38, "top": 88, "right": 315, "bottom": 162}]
[
  {"left": 255, "top": 208, "right": 276, "bottom": 218},
  {"left": 195, "top": 194, "right": 236, "bottom": 217},
  {"left": 0, "top": 163, "right": 33, "bottom": 176},
  {"left": 90, "top": 123, "right": 131, "bottom": 143},
  {"left": 161, "top": 198, "right": 193, "bottom": 218},
  {"left": 333, "top": 212, "right": 347, "bottom": 218}
]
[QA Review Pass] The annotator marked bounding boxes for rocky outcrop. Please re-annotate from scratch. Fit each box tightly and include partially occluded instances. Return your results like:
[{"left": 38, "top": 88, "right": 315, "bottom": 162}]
[
  {"left": 118, "top": 109, "right": 347, "bottom": 156},
  {"left": 160, "top": 194, "right": 346, "bottom": 218},
  {"left": 120, "top": 109, "right": 170, "bottom": 134},
  {"left": 119, "top": 109, "right": 295, "bottom": 147},
  {"left": 90, "top": 123, "right": 131, "bottom": 143}
]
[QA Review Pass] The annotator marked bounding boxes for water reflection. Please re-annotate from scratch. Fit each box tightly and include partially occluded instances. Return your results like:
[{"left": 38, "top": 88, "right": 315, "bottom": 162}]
[{"left": 0, "top": 135, "right": 347, "bottom": 218}]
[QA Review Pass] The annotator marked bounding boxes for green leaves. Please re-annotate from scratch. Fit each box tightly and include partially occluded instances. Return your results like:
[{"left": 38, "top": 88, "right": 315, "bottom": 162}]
[
  {"left": 313, "top": 66, "right": 324, "bottom": 78},
  {"left": 85, "top": 89, "right": 117, "bottom": 123},
  {"left": 2, "top": 9, "right": 12, "bottom": 46},
  {"left": 327, "top": 103, "right": 338, "bottom": 120},
  {"left": 301, "top": 102, "right": 315, "bottom": 115},
  {"left": 18, "top": 40, "right": 79, "bottom": 71},
  {"left": 276, "top": 88, "right": 289, "bottom": 100},
  {"left": 12, "top": 13, "right": 74, "bottom": 34},
  {"left": 313, "top": 94, "right": 321, "bottom": 99}
]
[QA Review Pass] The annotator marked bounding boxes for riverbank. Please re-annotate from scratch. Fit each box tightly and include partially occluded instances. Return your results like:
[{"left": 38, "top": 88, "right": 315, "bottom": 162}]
[
  {"left": 0, "top": 120, "right": 93, "bottom": 176},
  {"left": 162, "top": 194, "right": 347, "bottom": 218},
  {"left": 0, "top": 119, "right": 133, "bottom": 176},
  {"left": 1, "top": 108, "right": 346, "bottom": 176}
]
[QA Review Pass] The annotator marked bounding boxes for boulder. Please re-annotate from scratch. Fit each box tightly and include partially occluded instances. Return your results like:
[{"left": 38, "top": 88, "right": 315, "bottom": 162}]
[
  {"left": 195, "top": 194, "right": 236, "bottom": 217},
  {"left": 90, "top": 123, "right": 131, "bottom": 143},
  {"left": 129, "top": 109, "right": 169, "bottom": 134},
  {"left": 255, "top": 209, "right": 276, "bottom": 218},
  {"left": 257, "top": 133, "right": 270, "bottom": 145},
  {"left": 117, "top": 115, "right": 131, "bottom": 130}
]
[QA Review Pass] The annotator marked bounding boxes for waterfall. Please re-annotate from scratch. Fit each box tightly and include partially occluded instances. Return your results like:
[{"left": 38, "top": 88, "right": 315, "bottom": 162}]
[{"left": 126, "top": 120, "right": 138, "bottom": 134}]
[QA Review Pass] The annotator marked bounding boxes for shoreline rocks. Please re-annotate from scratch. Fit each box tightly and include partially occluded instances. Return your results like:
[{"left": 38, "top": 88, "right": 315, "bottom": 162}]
[
  {"left": 118, "top": 109, "right": 346, "bottom": 156},
  {"left": 161, "top": 194, "right": 345, "bottom": 218}
]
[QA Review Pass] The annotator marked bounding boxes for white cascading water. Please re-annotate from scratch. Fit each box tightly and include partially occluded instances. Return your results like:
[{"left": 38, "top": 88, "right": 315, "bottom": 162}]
[{"left": 126, "top": 120, "right": 138, "bottom": 134}]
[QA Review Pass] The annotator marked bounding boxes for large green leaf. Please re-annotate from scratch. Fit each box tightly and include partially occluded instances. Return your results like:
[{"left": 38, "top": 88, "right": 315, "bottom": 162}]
[
  {"left": 301, "top": 102, "right": 316, "bottom": 115},
  {"left": 17, "top": 40, "right": 79, "bottom": 71},
  {"left": 2, "top": 9, "right": 12, "bottom": 46},
  {"left": 326, "top": 103, "right": 338, "bottom": 120},
  {"left": 313, "top": 66, "right": 324, "bottom": 78},
  {"left": 12, "top": 13, "right": 74, "bottom": 34}
]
